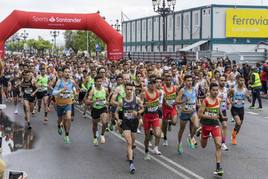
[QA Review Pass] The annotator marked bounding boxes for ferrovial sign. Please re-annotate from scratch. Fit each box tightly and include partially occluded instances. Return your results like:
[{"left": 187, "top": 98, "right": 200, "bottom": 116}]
[
  {"left": 32, "top": 16, "right": 81, "bottom": 23},
  {"left": 226, "top": 9, "right": 268, "bottom": 38}
]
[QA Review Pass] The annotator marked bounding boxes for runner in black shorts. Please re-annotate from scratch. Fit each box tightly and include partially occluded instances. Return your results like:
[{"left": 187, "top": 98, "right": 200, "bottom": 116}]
[
  {"left": 86, "top": 75, "right": 109, "bottom": 146},
  {"left": 115, "top": 82, "right": 143, "bottom": 174},
  {"left": 19, "top": 70, "right": 37, "bottom": 129}
]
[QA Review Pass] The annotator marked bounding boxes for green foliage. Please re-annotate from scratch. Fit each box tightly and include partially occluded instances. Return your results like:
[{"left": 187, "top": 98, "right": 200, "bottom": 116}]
[
  {"left": 6, "top": 37, "right": 52, "bottom": 54},
  {"left": 64, "top": 30, "right": 105, "bottom": 54}
]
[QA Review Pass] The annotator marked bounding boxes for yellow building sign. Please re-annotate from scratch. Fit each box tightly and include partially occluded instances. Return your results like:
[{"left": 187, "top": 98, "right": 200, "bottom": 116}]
[{"left": 226, "top": 9, "right": 268, "bottom": 38}]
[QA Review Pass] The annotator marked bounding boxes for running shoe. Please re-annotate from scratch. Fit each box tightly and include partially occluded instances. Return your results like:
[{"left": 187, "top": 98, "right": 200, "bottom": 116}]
[
  {"left": 144, "top": 153, "right": 151, "bottom": 160},
  {"left": 64, "top": 136, "right": 71, "bottom": 144},
  {"left": 58, "top": 127, "right": 63, "bottom": 136},
  {"left": 137, "top": 128, "right": 141, "bottom": 134},
  {"left": 257, "top": 107, "right": 263, "bottom": 111},
  {"left": 177, "top": 143, "right": 183, "bottom": 155},
  {"left": 43, "top": 117, "right": 48, "bottom": 125},
  {"left": 187, "top": 137, "right": 195, "bottom": 150},
  {"left": 129, "top": 163, "right": 136, "bottom": 174},
  {"left": 100, "top": 135, "right": 106, "bottom": 144},
  {"left": 221, "top": 143, "right": 229, "bottom": 151},
  {"left": 249, "top": 106, "right": 255, "bottom": 109},
  {"left": 231, "top": 118, "right": 235, "bottom": 123},
  {"left": 93, "top": 138, "right": 98, "bottom": 146},
  {"left": 153, "top": 146, "right": 161, "bottom": 155},
  {"left": 82, "top": 113, "right": 87, "bottom": 118},
  {"left": 14, "top": 109, "right": 18, "bottom": 114},
  {"left": 214, "top": 168, "right": 224, "bottom": 176},
  {"left": 162, "top": 140, "right": 168, "bottom": 146},
  {"left": 231, "top": 130, "right": 237, "bottom": 145}
]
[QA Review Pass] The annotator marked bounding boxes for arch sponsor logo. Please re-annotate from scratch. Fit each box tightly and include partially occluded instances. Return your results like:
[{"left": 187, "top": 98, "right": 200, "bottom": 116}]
[
  {"left": 32, "top": 16, "right": 81, "bottom": 24},
  {"left": 226, "top": 9, "right": 268, "bottom": 38}
]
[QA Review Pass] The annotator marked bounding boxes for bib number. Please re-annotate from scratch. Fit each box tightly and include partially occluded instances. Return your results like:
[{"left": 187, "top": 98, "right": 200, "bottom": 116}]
[{"left": 148, "top": 106, "right": 158, "bottom": 113}]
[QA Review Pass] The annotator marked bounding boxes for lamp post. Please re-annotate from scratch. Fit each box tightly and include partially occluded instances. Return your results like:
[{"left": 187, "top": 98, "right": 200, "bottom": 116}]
[
  {"left": 20, "top": 30, "right": 29, "bottom": 56},
  {"left": 152, "top": 0, "right": 176, "bottom": 52},
  {"left": 112, "top": 19, "right": 121, "bottom": 32},
  {"left": 20, "top": 30, "right": 29, "bottom": 41},
  {"left": 50, "top": 30, "right": 60, "bottom": 56}
]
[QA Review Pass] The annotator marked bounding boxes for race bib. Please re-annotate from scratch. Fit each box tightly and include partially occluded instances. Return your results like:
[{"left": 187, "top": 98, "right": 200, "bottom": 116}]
[
  {"left": 205, "top": 111, "right": 218, "bottom": 117},
  {"left": 234, "top": 99, "right": 244, "bottom": 106},
  {"left": 24, "top": 88, "right": 33, "bottom": 94},
  {"left": 184, "top": 103, "right": 195, "bottom": 110},
  {"left": 124, "top": 112, "right": 135, "bottom": 119},
  {"left": 166, "top": 99, "right": 175, "bottom": 106},
  {"left": 148, "top": 106, "right": 158, "bottom": 113},
  {"left": 60, "top": 93, "right": 71, "bottom": 99},
  {"left": 95, "top": 100, "right": 106, "bottom": 106}
]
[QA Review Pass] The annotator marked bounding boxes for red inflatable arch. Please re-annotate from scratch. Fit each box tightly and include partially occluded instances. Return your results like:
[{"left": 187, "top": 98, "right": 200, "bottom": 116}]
[{"left": 0, "top": 10, "right": 123, "bottom": 61}]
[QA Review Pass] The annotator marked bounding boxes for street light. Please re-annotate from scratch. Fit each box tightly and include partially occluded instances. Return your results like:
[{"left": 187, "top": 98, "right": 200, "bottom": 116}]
[
  {"left": 152, "top": 0, "right": 176, "bottom": 52},
  {"left": 112, "top": 19, "right": 121, "bottom": 32},
  {"left": 20, "top": 30, "right": 29, "bottom": 56},
  {"left": 20, "top": 30, "right": 29, "bottom": 41},
  {"left": 50, "top": 30, "right": 60, "bottom": 56}
]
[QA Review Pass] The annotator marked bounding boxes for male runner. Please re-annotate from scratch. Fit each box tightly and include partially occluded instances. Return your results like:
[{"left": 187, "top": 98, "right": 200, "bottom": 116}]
[
  {"left": 162, "top": 74, "right": 177, "bottom": 146},
  {"left": 115, "top": 82, "right": 143, "bottom": 174},
  {"left": 86, "top": 75, "right": 109, "bottom": 145},
  {"left": 177, "top": 75, "right": 198, "bottom": 154},
  {"left": 142, "top": 76, "right": 162, "bottom": 159},
  {"left": 53, "top": 67, "right": 76, "bottom": 144},
  {"left": 35, "top": 68, "right": 49, "bottom": 124},
  {"left": 229, "top": 75, "right": 251, "bottom": 145},
  {"left": 198, "top": 83, "right": 224, "bottom": 176}
]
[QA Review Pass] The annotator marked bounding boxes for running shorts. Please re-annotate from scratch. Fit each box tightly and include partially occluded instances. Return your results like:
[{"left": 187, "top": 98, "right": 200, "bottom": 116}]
[
  {"left": 143, "top": 113, "right": 160, "bottom": 132},
  {"left": 231, "top": 107, "right": 244, "bottom": 121},
  {"left": 56, "top": 104, "right": 72, "bottom": 117},
  {"left": 201, "top": 125, "right": 221, "bottom": 139},
  {"left": 162, "top": 105, "right": 177, "bottom": 120},
  {"left": 91, "top": 107, "right": 107, "bottom": 120},
  {"left": 122, "top": 118, "right": 139, "bottom": 133}
]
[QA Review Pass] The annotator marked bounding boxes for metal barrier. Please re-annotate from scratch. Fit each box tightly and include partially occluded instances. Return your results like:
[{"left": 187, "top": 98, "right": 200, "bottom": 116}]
[{"left": 124, "top": 51, "right": 267, "bottom": 64}]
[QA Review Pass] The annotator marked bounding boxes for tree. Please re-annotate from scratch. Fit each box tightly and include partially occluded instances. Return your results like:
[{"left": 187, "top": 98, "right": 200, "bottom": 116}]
[{"left": 64, "top": 30, "right": 105, "bottom": 55}]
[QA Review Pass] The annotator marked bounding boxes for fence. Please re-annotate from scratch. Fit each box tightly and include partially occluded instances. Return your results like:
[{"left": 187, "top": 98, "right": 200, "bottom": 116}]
[{"left": 124, "top": 51, "right": 268, "bottom": 64}]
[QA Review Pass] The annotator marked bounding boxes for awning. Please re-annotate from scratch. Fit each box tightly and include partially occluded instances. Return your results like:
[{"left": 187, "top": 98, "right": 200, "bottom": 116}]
[{"left": 179, "top": 40, "right": 208, "bottom": 52}]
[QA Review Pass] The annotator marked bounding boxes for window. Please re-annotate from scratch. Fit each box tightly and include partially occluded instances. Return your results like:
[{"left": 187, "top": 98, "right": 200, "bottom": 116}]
[
  {"left": 148, "top": 20, "right": 152, "bottom": 31},
  {"left": 194, "top": 12, "right": 199, "bottom": 26},
  {"left": 143, "top": 21, "right": 146, "bottom": 31},
  {"left": 184, "top": 14, "right": 189, "bottom": 27},
  {"left": 168, "top": 16, "right": 173, "bottom": 29}
]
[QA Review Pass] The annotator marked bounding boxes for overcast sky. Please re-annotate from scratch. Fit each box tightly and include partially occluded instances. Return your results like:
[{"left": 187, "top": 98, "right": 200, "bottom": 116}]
[{"left": 0, "top": 0, "right": 267, "bottom": 45}]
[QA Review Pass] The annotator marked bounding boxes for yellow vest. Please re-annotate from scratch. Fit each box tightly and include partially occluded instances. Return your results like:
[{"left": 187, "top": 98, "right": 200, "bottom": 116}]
[{"left": 251, "top": 72, "right": 261, "bottom": 88}]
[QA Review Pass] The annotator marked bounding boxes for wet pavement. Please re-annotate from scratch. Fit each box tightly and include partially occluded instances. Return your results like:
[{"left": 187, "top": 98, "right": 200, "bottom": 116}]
[{"left": 0, "top": 110, "right": 35, "bottom": 156}]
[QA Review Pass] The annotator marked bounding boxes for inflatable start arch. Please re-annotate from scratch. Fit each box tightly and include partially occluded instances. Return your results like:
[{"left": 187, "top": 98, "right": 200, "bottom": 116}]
[{"left": 0, "top": 10, "right": 123, "bottom": 61}]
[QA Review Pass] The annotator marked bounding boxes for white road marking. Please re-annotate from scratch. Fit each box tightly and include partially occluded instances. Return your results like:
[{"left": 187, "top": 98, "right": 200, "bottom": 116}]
[
  {"left": 265, "top": 117, "right": 268, "bottom": 119},
  {"left": 246, "top": 112, "right": 258, "bottom": 115},
  {"left": 75, "top": 106, "right": 204, "bottom": 179}
]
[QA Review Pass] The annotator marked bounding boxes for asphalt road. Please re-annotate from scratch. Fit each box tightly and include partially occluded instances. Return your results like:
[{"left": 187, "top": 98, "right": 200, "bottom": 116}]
[{"left": 1, "top": 99, "right": 268, "bottom": 179}]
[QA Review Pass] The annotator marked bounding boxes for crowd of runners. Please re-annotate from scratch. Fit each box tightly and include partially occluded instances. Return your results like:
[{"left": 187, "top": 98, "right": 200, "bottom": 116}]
[{"left": 0, "top": 55, "right": 266, "bottom": 176}]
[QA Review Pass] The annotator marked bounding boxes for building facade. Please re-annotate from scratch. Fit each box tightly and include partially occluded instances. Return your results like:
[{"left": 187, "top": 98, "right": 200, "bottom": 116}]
[{"left": 122, "top": 4, "right": 268, "bottom": 53}]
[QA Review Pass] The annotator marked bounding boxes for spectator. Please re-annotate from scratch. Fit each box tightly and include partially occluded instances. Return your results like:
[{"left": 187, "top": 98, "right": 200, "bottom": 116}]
[{"left": 261, "top": 61, "right": 267, "bottom": 95}]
